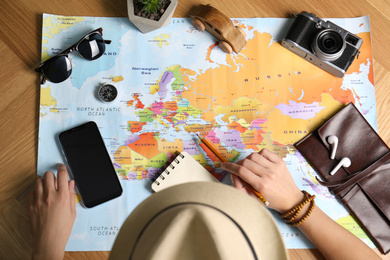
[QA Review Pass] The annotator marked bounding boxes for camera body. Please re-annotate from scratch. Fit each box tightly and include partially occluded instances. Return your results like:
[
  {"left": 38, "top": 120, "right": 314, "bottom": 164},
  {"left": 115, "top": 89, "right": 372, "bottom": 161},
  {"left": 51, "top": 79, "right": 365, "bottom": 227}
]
[{"left": 281, "top": 11, "right": 363, "bottom": 78}]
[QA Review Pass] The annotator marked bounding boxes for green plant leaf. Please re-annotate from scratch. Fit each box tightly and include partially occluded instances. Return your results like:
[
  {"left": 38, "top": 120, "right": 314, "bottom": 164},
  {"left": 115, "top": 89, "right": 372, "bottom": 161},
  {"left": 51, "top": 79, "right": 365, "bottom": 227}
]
[{"left": 138, "top": 0, "right": 162, "bottom": 15}]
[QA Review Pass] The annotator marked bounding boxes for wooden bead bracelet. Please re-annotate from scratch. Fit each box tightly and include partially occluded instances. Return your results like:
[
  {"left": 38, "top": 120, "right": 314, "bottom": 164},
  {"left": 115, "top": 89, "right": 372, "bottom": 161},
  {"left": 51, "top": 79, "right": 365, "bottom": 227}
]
[
  {"left": 279, "top": 190, "right": 316, "bottom": 227},
  {"left": 288, "top": 199, "right": 315, "bottom": 226}
]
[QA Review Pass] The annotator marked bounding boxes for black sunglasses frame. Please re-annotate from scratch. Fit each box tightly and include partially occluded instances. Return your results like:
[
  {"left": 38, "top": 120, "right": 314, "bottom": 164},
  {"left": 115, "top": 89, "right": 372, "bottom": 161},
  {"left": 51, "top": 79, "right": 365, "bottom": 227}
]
[{"left": 35, "top": 27, "right": 112, "bottom": 84}]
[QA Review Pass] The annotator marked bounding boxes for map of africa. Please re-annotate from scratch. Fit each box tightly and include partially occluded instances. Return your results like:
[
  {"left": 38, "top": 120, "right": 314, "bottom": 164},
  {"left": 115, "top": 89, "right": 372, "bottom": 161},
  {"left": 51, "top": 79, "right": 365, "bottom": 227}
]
[{"left": 38, "top": 13, "right": 376, "bottom": 251}]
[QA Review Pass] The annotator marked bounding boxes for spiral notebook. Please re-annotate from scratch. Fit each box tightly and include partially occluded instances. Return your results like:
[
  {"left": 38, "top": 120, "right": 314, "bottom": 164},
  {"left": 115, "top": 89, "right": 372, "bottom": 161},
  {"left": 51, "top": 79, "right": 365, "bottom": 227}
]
[{"left": 151, "top": 151, "right": 219, "bottom": 192}]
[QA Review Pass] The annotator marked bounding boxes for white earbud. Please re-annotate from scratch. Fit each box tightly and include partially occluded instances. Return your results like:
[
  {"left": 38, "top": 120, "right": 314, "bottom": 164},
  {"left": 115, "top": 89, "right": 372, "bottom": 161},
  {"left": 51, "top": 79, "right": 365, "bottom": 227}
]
[
  {"left": 327, "top": 135, "right": 339, "bottom": 160},
  {"left": 330, "top": 157, "right": 351, "bottom": 175}
]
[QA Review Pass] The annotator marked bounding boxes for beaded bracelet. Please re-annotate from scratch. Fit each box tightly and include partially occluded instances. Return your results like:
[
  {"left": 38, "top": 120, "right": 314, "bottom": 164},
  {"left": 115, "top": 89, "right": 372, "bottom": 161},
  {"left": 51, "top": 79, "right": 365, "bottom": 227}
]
[
  {"left": 279, "top": 190, "right": 310, "bottom": 218},
  {"left": 288, "top": 199, "right": 315, "bottom": 227},
  {"left": 279, "top": 190, "right": 316, "bottom": 227}
]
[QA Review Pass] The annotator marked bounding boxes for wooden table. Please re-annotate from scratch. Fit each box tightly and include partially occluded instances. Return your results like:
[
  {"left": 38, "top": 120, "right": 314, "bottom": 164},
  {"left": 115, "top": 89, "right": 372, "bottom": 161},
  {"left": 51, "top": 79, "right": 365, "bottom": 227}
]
[{"left": 0, "top": 0, "right": 389, "bottom": 259}]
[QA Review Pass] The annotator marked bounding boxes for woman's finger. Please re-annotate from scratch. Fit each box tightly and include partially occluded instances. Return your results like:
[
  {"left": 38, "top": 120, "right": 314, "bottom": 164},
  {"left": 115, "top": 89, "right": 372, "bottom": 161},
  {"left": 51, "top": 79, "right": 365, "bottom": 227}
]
[
  {"left": 43, "top": 171, "right": 56, "bottom": 194},
  {"left": 239, "top": 154, "right": 271, "bottom": 177},
  {"left": 68, "top": 180, "right": 76, "bottom": 213},
  {"left": 221, "top": 162, "right": 261, "bottom": 185},
  {"left": 231, "top": 173, "right": 245, "bottom": 190},
  {"left": 231, "top": 174, "right": 259, "bottom": 199},
  {"left": 57, "top": 164, "right": 69, "bottom": 193},
  {"left": 32, "top": 177, "right": 44, "bottom": 206},
  {"left": 34, "top": 177, "right": 43, "bottom": 196},
  {"left": 258, "top": 148, "right": 282, "bottom": 164}
]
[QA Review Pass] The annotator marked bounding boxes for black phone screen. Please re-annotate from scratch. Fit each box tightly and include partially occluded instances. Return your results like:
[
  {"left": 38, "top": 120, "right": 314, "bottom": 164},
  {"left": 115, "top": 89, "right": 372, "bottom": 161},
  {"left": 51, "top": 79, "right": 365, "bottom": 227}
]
[{"left": 59, "top": 121, "right": 122, "bottom": 208}]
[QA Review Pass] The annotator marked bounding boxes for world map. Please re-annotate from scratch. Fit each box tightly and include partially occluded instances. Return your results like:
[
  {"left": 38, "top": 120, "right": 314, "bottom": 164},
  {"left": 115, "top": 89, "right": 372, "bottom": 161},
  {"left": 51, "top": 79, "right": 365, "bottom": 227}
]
[{"left": 38, "top": 13, "right": 376, "bottom": 250}]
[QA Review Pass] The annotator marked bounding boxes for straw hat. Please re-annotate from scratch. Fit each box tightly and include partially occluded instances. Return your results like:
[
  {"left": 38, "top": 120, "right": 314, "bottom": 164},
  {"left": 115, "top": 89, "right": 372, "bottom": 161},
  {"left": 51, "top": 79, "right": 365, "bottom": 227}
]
[{"left": 109, "top": 182, "right": 288, "bottom": 260}]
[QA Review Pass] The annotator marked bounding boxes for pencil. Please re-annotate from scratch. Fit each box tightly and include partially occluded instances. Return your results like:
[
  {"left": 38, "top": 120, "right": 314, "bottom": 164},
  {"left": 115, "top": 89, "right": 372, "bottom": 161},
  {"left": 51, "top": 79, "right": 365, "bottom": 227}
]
[{"left": 196, "top": 134, "right": 269, "bottom": 206}]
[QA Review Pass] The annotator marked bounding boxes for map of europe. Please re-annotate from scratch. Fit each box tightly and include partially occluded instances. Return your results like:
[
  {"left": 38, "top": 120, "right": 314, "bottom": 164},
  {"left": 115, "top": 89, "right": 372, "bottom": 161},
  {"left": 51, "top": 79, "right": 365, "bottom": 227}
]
[{"left": 38, "top": 13, "right": 376, "bottom": 251}]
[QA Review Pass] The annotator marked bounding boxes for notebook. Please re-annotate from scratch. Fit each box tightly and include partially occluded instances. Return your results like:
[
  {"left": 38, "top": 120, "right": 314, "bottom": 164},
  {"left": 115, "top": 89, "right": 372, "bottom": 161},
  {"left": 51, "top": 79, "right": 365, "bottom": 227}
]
[{"left": 151, "top": 151, "right": 219, "bottom": 192}]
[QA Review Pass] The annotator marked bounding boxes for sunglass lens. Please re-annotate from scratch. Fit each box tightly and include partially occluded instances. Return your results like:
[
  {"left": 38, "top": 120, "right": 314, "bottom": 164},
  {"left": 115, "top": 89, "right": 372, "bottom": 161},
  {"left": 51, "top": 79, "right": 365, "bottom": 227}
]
[
  {"left": 78, "top": 33, "right": 106, "bottom": 60},
  {"left": 41, "top": 55, "right": 72, "bottom": 83}
]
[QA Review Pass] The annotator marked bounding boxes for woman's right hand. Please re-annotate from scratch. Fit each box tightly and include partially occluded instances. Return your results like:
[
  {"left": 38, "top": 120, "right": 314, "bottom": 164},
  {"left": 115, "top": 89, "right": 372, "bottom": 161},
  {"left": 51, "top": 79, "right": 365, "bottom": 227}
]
[{"left": 221, "top": 148, "right": 304, "bottom": 213}]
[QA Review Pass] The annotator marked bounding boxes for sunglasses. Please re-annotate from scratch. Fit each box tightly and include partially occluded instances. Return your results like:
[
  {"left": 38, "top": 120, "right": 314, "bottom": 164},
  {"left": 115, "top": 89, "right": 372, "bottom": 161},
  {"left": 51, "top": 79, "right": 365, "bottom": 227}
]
[{"left": 35, "top": 28, "right": 111, "bottom": 84}]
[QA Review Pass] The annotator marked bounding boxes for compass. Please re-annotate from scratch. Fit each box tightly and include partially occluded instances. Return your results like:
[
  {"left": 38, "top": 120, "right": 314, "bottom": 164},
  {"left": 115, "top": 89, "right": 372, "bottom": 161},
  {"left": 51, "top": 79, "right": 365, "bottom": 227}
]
[{"left": 98, "top": 83, "right": 118, "bottom": 103}]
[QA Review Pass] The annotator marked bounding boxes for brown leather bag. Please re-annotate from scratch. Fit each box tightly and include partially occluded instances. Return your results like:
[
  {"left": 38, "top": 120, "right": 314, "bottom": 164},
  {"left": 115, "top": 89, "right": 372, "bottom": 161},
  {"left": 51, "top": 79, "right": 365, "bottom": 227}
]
[{"left": 295, "top": 103, "right": 390, "bottom": 254}]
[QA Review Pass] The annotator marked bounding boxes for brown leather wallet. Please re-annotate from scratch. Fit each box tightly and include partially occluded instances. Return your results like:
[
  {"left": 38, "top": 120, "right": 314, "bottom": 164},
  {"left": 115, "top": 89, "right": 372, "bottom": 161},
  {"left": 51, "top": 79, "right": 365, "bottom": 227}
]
[{"left": 295, "top": 103, "right": 390, "bottom": 254}]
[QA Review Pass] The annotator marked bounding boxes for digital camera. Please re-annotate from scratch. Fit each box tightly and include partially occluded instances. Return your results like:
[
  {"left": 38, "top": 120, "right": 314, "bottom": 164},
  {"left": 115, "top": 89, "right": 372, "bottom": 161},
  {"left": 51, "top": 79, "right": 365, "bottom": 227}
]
[{"left": 281, "top": 11, "right": 363, "bottom": 78}]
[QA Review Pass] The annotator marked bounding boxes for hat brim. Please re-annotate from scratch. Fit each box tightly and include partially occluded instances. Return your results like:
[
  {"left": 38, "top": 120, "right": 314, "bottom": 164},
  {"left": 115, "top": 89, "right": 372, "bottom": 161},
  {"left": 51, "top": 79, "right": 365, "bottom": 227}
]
[{"left": 109, "top": 182, "right": 288, "bottom": 260}]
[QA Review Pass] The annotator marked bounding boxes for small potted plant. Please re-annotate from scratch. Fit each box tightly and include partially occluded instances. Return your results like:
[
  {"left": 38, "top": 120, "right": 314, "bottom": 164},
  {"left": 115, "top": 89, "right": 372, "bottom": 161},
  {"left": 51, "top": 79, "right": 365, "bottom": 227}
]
[{"left": 127, "top": 0, "right": 178, "bottom": 33}]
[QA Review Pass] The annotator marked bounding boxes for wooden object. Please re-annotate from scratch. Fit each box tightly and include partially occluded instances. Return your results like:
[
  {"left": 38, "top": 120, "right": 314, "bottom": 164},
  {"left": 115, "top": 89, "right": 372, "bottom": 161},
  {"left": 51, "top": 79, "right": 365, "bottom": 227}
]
[{"left": 190, "top": 4, "right": 247, "bottom": 53}]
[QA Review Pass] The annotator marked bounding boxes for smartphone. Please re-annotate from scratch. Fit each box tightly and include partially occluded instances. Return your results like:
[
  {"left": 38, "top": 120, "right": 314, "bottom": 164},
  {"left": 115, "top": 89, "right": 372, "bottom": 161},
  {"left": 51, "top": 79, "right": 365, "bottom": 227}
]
[{"left": 59, "top": 121, "right": 122, "bottom": 208}]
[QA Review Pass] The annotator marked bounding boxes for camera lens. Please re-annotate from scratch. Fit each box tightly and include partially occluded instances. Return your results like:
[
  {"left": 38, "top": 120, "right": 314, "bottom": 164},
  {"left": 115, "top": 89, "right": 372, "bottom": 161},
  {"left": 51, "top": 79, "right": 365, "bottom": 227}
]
[{"left": 312, "top": 29, "right": 345, "bottom": 61}]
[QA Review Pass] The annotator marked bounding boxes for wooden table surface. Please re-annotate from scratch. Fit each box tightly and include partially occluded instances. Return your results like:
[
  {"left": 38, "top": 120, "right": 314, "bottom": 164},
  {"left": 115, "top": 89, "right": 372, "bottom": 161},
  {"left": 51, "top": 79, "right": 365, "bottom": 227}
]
[{"left": 1, "top": 0, "right": 389, "bottom": 259}]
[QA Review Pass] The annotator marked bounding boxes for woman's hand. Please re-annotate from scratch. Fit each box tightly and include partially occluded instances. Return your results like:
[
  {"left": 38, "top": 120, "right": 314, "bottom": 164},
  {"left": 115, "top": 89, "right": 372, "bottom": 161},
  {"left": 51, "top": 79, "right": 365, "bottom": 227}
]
[
  {"left": 29, "top": 164, "right": 76, "bottom": 260},
  {"left": 221, "top": 148, "right": 303, "bottom": 213}
]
